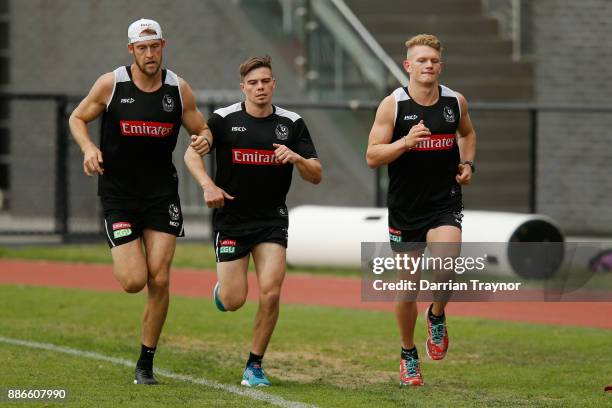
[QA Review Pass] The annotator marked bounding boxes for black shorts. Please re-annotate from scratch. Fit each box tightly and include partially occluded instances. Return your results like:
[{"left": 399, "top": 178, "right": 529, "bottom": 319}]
[
  {"left": 101, "top": 195, "right": 185, "bottom": 248},
  {"left": 214, "top": 226, "right": 288, "bottom": 262},
  {"left": 389, "top": 206, "right": 463, "bottom": 252}
]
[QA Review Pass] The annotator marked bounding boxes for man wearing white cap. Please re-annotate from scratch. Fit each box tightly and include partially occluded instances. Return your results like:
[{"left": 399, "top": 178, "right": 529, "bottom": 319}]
[{"left": 69, "top": 18, "right": 212, "bottom": 385}]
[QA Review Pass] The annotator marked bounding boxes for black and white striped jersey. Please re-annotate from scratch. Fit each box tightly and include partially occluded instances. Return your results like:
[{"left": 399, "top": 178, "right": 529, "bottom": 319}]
[
  {"left": 208, "top": 102, "right": 318, "bottom": 231},
  {"left": 387, "top": 85, "right": 463, "bottom": 227},
  {"left": 99, "top": 66, "right": 183, "bottom": 198}
]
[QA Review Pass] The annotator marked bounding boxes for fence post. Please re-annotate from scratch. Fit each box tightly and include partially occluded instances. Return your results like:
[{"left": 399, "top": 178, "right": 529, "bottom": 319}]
[
  {"left": 528, "top": 107, "right": 537, "bottom": 213},
  {"left": 55, "top": 96, "right": 69, "bottom": 240}
]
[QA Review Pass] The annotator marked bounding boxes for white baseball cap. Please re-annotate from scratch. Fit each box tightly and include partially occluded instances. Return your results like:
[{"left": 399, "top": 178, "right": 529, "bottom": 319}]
[{"left": 128, "top": 18, "right": 163, "bottom": 44}]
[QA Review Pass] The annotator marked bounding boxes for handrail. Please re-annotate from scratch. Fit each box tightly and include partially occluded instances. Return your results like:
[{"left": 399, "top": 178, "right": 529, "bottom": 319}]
[
  {"left": 3, "top": 92, "right": 612, "bottom": 113},
  {"left": 1, "top": 91, "right": 611, "bottom": 236},
  {"left": 329, "top": 0, "right": 408, "bottom": 86},
  {"left": 310, "top": 0, "right": 388, "bottom": 93}
]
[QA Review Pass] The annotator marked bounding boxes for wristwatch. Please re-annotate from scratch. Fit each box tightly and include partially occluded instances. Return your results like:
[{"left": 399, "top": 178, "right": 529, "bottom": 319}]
[{"left": 462, "top": 161, "right": 476, "bottom": 173}]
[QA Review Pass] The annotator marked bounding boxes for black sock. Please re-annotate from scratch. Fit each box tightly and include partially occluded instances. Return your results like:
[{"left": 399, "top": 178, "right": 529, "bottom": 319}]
[
  {"left": 136, "top": 344, "right": 156, "bottom": 371},
  {"left": 246, "top": 352, "right": 263, "bottom": 367},
  {"left": 428, "top": 304, "right": 445, "bottom": 323},
  {"left": 401, "top": 346, "right": 418, "bottom": 360}
]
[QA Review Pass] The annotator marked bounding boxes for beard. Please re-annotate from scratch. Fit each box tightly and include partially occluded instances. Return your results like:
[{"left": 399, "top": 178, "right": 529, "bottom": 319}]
[{"left": 135, "top": 55, "right": 162, "bottom": 77}]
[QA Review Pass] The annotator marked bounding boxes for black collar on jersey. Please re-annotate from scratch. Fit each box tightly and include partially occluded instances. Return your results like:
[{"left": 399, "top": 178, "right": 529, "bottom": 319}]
[
  {"left": 405, "top": 85, "right": 442, "bottom": 108},
  {"left": 125, "top": 65, "right": 167, "bottom": 89},
  {"left": 240, "top": 101, "right": 277, "bottom": 121}
]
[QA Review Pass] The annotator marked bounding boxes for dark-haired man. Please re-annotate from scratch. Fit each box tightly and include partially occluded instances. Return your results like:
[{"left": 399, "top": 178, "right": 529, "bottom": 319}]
[{"left": 185, "top": 55, "right": 322, "bottom": 387}]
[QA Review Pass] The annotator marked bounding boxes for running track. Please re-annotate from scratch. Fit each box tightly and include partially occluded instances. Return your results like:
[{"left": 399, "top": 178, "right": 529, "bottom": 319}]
[{"left": 0, "top": 259, "right": 610, "bottom": 329}]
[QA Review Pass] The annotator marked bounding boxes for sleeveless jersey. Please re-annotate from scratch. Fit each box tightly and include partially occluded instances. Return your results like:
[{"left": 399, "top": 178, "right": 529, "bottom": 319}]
[
  {"left": 387, "top": 85, "right": 462, "bottom": 228},
  {"left": 208, "top": 102, "right": 318, "bottom": 232},
  {"left": 99, "top": 66, "right": 183, "bottom": 198}
]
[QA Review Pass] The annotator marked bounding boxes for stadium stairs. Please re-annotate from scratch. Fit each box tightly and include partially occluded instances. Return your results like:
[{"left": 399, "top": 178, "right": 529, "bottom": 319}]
[
  {"left": 239, "top": 0, "right": 535, "bottom": 212},
  {"left": 347, "top": 0, "right": 535, "bottom": 212}
]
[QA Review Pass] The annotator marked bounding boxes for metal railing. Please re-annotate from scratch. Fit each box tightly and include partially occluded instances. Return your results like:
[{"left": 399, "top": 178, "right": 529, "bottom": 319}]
[
  {"left": 251, "top": 0, "right": 405, "bottom": 99},
  {"left": 484, "top": 0, "right": 528, "bottom": 61},
  {"left": 1, "top": 91, "right": 611, "bottom": 241},
  {"left": 327, "top": 0, "right": 407, "bottom": 86},
  {"left": 0, "top": 93, "right": 72, "bottom": 237}
]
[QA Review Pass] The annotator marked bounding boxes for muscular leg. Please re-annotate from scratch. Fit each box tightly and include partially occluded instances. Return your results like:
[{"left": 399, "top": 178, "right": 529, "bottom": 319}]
[
  {"left": 141, "top": 229, "right": 176, "bottom": 348},
  {"left": 216, "top": 255, "right": 250, "bottom": 311},
  {"left": 395, "top": 248, "right": 424, "bottom": 349},
  {"left": 251, "top": 243, "right": 286, "bottom": 356},
  {"left": 426, "top": 225, "right": 462, "bottom": 315},
  {"left": 110, "top": 239, "right": 148, "bottom": 293}
]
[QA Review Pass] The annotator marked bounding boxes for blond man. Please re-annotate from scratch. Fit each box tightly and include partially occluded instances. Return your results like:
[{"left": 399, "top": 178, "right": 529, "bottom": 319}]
[
  {"left": 69, "top": 18, "right": 211, "bottom": 384},
  {"left": 366, "top": 34, "right": 477, "bottom": 386}
]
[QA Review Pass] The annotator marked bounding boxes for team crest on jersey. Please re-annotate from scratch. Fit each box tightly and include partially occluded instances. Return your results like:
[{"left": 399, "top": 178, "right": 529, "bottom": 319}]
[
  {"left": 168, "top": 204, "right": 180, "bottom": 221},
  {"left": 275, "top": 124, "right": 289, "bottom": 140},
  {"left": 443, "top": 106, "right": 456, "bottom": 123},
  {"left": 162, "top": 94, "right": 174, "bottom": 112},
  {"left": 453, "top": 210, "right": 464, "bottom": 225}
]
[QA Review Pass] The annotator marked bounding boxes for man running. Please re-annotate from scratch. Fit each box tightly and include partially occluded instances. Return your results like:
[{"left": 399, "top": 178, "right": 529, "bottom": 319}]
[
  {"left": 366, "top": 34, "right": 477, "bottom": 386},
  {"left": 69, "top": 18, "right": 211, "bottom": 385},
  {"left": 184, "top": 55, "right": 322, "bottom": 387}
]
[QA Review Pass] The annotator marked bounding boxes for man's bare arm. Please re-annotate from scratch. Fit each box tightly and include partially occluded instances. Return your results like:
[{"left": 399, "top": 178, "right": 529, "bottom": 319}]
[
  {"left": 184, "top": 147, "right": 234, "bottom": 208},
  {"left": 455, "top": 92, "right": 477, "bottom": 185},
  {"left": 69, "top": 72, "right": 114, "bottom": 175},
  {"left": 180, "top": 78, "right": 212, "bottom": 156},
  {"left": 272, "top": 143, "right": 322, "bottom": 184},
  {"left": 365, "top": 95, "right": 430, "bottom": 168}
]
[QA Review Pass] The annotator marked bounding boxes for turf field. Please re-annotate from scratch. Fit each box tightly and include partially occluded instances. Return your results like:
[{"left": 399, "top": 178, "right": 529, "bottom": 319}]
[{"left": 1, "top": 284, "right": 610, "bottom": 407}]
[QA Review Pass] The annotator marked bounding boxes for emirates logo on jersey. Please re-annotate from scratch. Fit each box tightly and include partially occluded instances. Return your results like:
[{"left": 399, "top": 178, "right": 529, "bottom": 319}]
[
  {"left": 120, "top": 120, "right": 175, "bottom": 138},
  {"left": 232, "top": 149, "right": 282, "bottom": 165},
  {"left": 412, "top": 134, "right": 456, "bottom": 151}
]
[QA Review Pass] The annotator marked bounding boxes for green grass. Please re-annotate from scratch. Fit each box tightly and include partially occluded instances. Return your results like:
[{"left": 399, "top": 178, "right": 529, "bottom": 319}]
[
  {"left": 0, "top": 285, "right": 610, "bottom": 407},
  {"left": 0, "top": 243, "right": 362, "bottom": 277}
]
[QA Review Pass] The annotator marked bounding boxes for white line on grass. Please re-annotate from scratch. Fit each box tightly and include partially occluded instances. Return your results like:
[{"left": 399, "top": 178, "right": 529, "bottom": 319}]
[{"left": 0, "top": 336, "right": 318, "bottom": 408}]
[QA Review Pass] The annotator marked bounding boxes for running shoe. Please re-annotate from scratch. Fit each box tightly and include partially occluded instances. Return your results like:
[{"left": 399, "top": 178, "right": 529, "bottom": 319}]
[
  {"left": 399, "top": 354, "right": 423, "bottom": 386},
  {"left": 241, "top": 362, "right": 271, "bottom": 387},
  {"left": 425, "top": 303, "right": 449, "bottom": 360},
  {"left": 134, "top": 366, "right": 158, "bottom": 385}
]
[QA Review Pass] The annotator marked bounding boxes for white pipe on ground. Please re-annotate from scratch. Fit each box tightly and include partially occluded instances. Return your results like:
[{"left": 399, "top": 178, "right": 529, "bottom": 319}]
[{"left": 287, "top": 205, "right": 564, "bottom": 277}]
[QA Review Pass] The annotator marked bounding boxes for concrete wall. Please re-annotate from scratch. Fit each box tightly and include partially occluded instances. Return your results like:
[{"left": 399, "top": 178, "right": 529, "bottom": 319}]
[
  {"left": 486, "top": 0, "right": 612, "bottom": 234},
  {"left": 531, "top": 1, "right": 612, "bottom": 235},
  {"left": 6, "top": 0, "right": 303, "bottom": 226},
  {"left": 6, "top": 0, "right": 611, "bottom": 235}
]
